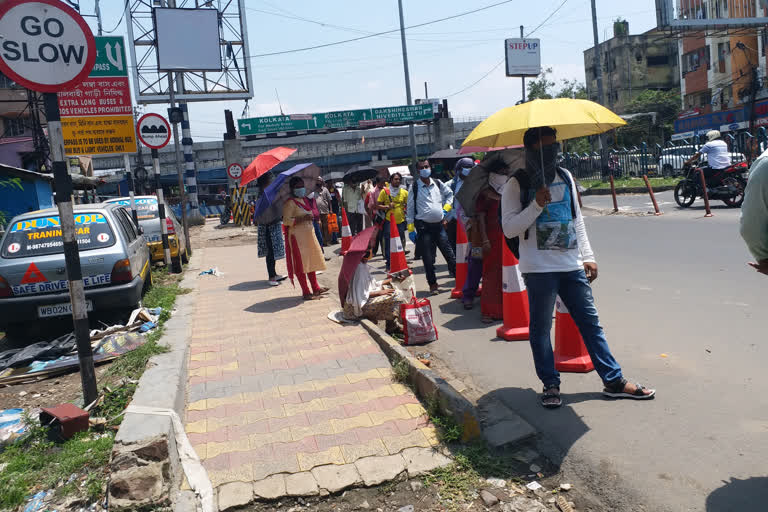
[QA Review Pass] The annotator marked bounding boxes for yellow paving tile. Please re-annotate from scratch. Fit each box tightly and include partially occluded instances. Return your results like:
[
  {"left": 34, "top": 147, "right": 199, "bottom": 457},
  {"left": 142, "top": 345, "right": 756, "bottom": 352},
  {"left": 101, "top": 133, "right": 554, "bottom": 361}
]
[
  {"left": 356, "top": 386, "right": 397, "bottom": 402},
  {"left": 206, "top": 437, "right": 249, "bottom": 459},
  {"left": 188, "top": 367, "right": 205, "bottom": 377},
  {"left": 221, "top": 361, "right": 239, "bottom": 371},
  {"left": 190, "top": 353, "right": 207, "bottom": 362},
  {"left": 382, "top": 430, "right": 430, "bottom": 454},
  {"left": 421, "top": 426, "right": 440, "bottom": 446},
  {"left": 249, "top": 429, "right": 292, "bottom": 448},
  {"left": 244, "top": 407, "right": 285, "bottom": 423},
  {"left": 317, "top": 374, "right": 355, "bottom": 389},
  {"left": 321, "top": 393, "right": 360, "bottom": 410},
  {"left": 368, "top": 406, "right": 411, "bottom": 426},
  {"left": 299, "top": 346, "right": 332, "bottom": 360},
  {"left": 331, "top": 413, "right": 373, "bottom": 433},
  {"left": 188, "top": 399, "right": 207, "bottom": 411},
  {"left": 347, "top": 368, "right": 383, "bottom": 384},
  {"left": 185, "top": 420, "right": 207, "bottom": 434},
  {"left": 278, "top": 381, "right": 316, "bottom": 397},
  {"left": 206, "top": 393, "right": 244, "bottom": 409},
  {"left": 405, "top": 403, "right": 427, "bottom": 418},
  {"left": 207, "top": 415, "right": 245, "bottom": 432},
  {"left": 389, "top": 383, "right": 411, "bottom": 395},
  {"left": 297, "top": 446, "right": 345, "bottom": 471},
  {"left": 192, "top": 443, "right": 207, "bottom": 460},
  {"left": 284, "top": 398, "right": 326, "bottom": 416},
  {"left": 268, "top": 353, "right": 291, "bottom": 365},
  {"left": 204, "top": 366, "right": 222, "bottom": 377},
  {"left": 208, "top": 464, "right": 254, "bottom": 488},
  {"left": 377, "top": 368, "right": 393, "bottom": 379},
  {"left": 340, "top": 439, "right": 388, "bottom": 463},
  {"left": 290, "top": 421, "right": 335, "bottom": 441}
]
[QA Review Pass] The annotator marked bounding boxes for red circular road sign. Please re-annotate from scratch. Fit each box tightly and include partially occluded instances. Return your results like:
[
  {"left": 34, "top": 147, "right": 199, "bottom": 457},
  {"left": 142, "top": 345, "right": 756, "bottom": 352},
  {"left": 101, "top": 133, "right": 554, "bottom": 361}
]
[
  {"left": 0, "top": 0, "right": 96, "bottom": 93},
  {"left": 227, "top": 163, "right": 244, "bottom": 180},
  {"left": 137, "top": 113, "right": 172, "bottom": 149}
]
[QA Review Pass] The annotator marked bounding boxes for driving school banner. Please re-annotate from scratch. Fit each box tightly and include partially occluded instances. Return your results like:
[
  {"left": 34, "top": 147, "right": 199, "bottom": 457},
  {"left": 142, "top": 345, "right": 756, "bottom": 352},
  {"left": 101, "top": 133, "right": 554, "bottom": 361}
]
[{"left": 59, "top": 36, "right": 136, "bottom": 156}]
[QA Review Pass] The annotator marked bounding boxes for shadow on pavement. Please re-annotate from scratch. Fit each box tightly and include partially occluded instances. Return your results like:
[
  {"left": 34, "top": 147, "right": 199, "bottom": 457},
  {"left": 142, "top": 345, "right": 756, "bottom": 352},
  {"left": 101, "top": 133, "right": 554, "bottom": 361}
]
[
  {"left": 705, "top": 476, "right": 768, "bottom": 511},
  {"left": 480, "top": 387, "right": 591, "bottom": 468},
  {"left": 244, "top": 296, "right": 303, "bottom": 313},
  {"left": 229, "top": 281, "right": 273, "bottom": 291}
]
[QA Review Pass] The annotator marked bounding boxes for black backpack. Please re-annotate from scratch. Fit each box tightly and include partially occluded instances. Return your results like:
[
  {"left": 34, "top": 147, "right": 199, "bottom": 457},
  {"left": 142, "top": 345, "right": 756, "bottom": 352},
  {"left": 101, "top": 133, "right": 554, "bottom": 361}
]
[{"left": 502, "top": 168, "right": 576, "bottom": 259}]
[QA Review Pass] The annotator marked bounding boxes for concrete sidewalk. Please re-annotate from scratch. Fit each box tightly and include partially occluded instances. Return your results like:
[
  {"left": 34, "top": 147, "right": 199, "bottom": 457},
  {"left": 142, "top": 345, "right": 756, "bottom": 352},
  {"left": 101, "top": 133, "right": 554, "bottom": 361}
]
[{"left": 182, "top": 242, "right": 448, "bottom": 508}]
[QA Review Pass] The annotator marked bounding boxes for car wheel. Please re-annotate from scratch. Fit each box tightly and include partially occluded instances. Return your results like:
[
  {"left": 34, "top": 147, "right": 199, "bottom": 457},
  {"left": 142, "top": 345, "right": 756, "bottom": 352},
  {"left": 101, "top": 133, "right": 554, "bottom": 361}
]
[
  {"left": 172, "top": 256, "right": 183, "bottom": 274},
  {"left": 142, "top": 267, "right": 154, "bottom": 295}
]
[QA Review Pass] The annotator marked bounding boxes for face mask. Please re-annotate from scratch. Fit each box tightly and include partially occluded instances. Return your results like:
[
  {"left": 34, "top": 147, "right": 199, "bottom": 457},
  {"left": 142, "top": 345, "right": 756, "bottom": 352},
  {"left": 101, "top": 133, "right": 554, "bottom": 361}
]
[
  {"left": 390, "top": 184, "right": 400, "bottom": 191},
  {"left": 488, "top": 173, "right": 508, "bottom": 195},
  {"left": 525, "top": 142, "right": 561, "bottom": 187},
  {"left": 461, "top": 167, "right": 472, "bottom": 177},
  {"left": 419, "top": 168, "right": 431, "bottom": 179},
  {"left": 293, "top": 187, "right": 306, "bottom": 198},
  {"left": 307, "top": 191, "right": 315, "bottom": 199}
]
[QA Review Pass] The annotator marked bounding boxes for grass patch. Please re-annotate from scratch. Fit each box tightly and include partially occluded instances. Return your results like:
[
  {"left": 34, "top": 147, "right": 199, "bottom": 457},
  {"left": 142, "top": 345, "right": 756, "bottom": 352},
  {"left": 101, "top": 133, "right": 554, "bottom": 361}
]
[
  {"left": 425, "top": 394, "right": 463, "bottom": 444},
  {"left": 0, "top": 267, "right": 188, "bottom": 509},
  {"left": 392, "top": 356, "right": 410, "bottom": 385},
  {"left": 424, "top": 442, "right": 525, "bottom": 509},
  {"left": 581, "top": 177, "right": 681, "bottom": 190}
]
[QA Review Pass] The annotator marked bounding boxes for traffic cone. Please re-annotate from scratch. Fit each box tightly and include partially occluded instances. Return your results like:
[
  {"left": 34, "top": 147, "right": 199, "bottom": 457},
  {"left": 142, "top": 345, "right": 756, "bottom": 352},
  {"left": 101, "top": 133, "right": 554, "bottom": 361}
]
[
  {"left": 451, "top": 218, "right": 469, "bottom": 298},
  {"left": 340, "top": 207, "right": 352, "bottom": 255},
  {"left": 554, "top": 297, "right": 594, "bottom": 372},
  {"left": 388, "top": 213, "right": 408, "bottom": 274},
  {"left": 496, "top": 241, "right": 530, "bottom": 341}
]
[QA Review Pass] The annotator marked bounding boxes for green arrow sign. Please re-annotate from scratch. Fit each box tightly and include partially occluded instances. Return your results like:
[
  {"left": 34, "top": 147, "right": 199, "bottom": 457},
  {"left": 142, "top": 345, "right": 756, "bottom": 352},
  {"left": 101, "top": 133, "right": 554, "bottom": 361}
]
[
  {"left": 238, "top": 103, "right": 434, "bottom": 136},
  {"left": 91, "top": 36, "right": 128, "bottom": 77}
]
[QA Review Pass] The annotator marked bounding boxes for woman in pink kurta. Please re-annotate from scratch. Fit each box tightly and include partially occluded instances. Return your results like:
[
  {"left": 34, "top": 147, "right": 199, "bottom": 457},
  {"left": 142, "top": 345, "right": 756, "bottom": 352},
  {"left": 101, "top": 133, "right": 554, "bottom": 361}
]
[{"left": 283, "top": 177, "right": 328, "bottom": 300}]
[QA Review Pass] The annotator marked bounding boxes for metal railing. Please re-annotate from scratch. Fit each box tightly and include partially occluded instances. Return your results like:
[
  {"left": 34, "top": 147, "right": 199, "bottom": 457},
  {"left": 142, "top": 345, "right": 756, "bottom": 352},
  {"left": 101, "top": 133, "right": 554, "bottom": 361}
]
[{"left": 559, "top": 128, "right": 768, "bottom": 180}]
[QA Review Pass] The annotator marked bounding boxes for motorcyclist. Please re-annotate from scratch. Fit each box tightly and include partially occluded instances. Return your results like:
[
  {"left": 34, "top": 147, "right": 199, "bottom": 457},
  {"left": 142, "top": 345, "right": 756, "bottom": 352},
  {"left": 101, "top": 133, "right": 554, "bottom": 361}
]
[{"left": 684, "top": 130, "right": 731, "bottom": 186}]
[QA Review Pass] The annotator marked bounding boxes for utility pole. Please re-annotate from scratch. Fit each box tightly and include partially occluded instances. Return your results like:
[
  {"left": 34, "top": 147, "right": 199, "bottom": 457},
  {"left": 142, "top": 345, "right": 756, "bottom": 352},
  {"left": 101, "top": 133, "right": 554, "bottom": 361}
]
[
  {"left": 590, "top": 0, "right": 608, "bottom": 156},
  {"left": 168, "top": 73, "right": 192, "bottom": 255},
  {"left": 95, "top": 0, "right": 103, "bottom": 36},
  {"left": 397, "top": 0, "right": 419, "bottom": 170},
  {"left": 520, "top": 25, "right": 526, "bottom": 103},
  {"left": 424, "top": 82, "right": 433, "bottom": 148}
]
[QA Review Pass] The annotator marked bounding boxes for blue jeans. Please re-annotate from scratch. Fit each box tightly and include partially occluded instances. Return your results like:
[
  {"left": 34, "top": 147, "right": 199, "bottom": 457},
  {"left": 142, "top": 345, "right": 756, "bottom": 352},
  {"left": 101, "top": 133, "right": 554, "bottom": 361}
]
[
  {"left": 313, "top": 220, "right": 324, "bottom": 247},
  {"left": 523, "top": 270, "right": 623, "bottom": 389},
  {"left": 415, "top": 220, "right": 456, "bottom": 286}
]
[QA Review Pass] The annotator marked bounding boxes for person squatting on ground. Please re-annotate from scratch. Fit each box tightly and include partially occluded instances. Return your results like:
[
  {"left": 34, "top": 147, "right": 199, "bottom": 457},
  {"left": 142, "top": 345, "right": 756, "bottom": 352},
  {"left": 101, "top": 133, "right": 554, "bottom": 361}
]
[
  {"left": 406, "top": 159, "right": 457, "bottom": 295},
  {"left": 501, "top": 127, "right": 656, "bottom": 408},
  {"left": 283, "top": 176, "right": 330, "bottom": 300},
  {"left": 342, "top": 249, "right": 406, "bottom": 334}
]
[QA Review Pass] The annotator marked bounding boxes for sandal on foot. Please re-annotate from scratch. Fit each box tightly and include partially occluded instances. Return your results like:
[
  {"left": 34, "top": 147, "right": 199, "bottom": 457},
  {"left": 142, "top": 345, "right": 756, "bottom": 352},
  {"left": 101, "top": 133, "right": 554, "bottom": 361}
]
[
  {"left": 602, "top": 378, "right": 655, "bottom": 400},
  {"left": 541, "top": 386, "right": 562, "bottom": 409},
  {"left": 314, "top": 287, "right": 330, "bottom": 295},
  {"left": 481, "top": 315, "right": 494, "bottom": 324},
  {"left": 463, "top": 302, "right": 473, "bottom": 310},
  {"left": 302, "top": 294, "right": 319, "bottom": 301}
]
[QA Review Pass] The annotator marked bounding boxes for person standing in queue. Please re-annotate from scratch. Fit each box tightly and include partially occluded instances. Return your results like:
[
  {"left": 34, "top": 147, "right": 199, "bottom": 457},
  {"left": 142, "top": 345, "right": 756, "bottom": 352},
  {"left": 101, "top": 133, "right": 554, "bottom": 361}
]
[
  {"left": 406, "top": 159, "right": 457, "bottom": 295},
  {"left": 342, "top": 180, "right": 364, "bottom": 235},
  {"left": 283, "top": 177, "right": 330, "bottom": 300},
  {"left": 378, "top": 172, "right": 409, "bottom": 270},
  {"left": 501, "top": 127, "right": 655, "bottom": 408},
  {"left": 444, "top": 157, "right": 475, "bottom": 249},
  {"left": 315, "top": 178, "right": 333, "bottom": 247},
  {"left": 255, "top": 172, "right": 287, "bottom": 286}
]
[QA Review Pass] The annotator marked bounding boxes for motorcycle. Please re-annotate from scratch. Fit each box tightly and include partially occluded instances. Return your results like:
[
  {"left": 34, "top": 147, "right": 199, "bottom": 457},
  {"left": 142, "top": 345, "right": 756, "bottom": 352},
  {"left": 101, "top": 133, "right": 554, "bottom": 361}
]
[
  {"left": 673, "top": 162, "right": 748, "bottom": 208},
  {"left": 219, "top": 194, "right": 233, "bottom": 225}
]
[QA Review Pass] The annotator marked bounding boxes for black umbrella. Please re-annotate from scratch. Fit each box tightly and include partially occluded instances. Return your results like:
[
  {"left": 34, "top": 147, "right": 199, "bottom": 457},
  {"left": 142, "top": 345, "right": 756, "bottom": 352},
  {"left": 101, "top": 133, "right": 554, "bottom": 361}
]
[
  {"left": 343, "top": 165, "right": 378, "bottom": 184},
  {"left": 455, "top": 148, "right": 525, "bottom": 218},
  {"left": 324, "top": 171, "right": 345, "bottom": 182}
]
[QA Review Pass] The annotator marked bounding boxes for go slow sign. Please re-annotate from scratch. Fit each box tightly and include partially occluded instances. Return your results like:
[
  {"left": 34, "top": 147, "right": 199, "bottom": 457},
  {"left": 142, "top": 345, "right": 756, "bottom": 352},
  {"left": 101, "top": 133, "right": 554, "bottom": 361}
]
[{"left": 0, "top": 0, "right": 96, "bottom": 93}]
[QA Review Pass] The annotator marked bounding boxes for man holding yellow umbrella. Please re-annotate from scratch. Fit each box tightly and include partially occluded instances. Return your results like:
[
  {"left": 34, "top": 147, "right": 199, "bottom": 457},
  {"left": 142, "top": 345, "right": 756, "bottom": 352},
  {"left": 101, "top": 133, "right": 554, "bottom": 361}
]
[{"left": 464, "top": 98, "right": 656, "bottom": 409}]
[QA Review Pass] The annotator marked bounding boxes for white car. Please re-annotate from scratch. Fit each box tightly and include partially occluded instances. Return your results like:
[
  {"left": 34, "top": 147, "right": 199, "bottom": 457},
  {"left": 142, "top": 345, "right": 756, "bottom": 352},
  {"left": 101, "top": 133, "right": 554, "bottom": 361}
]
[{"left": 658, "top": 145, "right": 745, "bottom": 175}]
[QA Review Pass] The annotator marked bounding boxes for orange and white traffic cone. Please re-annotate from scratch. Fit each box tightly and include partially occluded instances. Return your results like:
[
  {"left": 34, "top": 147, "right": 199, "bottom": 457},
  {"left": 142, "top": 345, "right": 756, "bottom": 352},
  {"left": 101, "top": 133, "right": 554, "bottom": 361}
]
[
  {"left": 496, "top": 241, "right": 529, "bottom": 341},
  {"left": 388, "top": 213, "right": 408, "bottom": 274},
  {"left": 451, "top": 218, "right": 469, "bottom": 298},
  {"left": 554, "top": 296, "right": 594, "bottom": 372},
  {"left": 340, "top": 207, "right": 352, "bottom": 255}
]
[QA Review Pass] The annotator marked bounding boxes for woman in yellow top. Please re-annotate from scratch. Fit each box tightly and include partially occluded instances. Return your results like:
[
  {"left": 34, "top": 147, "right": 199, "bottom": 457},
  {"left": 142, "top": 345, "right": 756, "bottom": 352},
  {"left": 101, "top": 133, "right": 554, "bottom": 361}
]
[
  {"left": 283, "top": 176, "right": 329, "bottom": 300},
  {"left": 377, "top": 172, "right": 409, "bottom": 270}
]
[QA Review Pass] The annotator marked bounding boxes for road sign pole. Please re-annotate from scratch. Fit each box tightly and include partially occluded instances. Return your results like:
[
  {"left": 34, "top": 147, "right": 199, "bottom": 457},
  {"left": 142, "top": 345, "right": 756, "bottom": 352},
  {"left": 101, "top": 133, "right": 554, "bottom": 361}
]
[
  {"left": 123, "top": 153, "right": 139, "bottom": 227},
  {"left": 44, "top": 93, "right": 98, "bottom": 406},
  {"left": 152, "top": 148, "right": 172, "bottom": 267},
  {"left": 397, "top": 0, "right": 420, "bottom": 171},
  {"left": 168, "top": 75, "right": 192, "bottom": 255}
]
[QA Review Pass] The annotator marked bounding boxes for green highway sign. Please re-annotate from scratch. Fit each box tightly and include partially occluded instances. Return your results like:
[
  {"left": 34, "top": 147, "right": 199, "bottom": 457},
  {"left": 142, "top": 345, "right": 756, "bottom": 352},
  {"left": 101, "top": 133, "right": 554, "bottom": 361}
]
[
  {"left": 238, "top": 103, "right": 434, "bottom": 136},
  {"left": 91, "top": 36, "right": 128, "bottom": 77}
]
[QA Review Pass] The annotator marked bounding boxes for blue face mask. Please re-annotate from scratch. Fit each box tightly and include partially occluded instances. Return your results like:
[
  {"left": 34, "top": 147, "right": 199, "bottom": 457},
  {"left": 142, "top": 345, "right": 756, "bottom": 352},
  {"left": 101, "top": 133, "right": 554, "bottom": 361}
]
[
  {"left": 293, "top": 187, "right": 306, "bottom": 198},
  {"left": 461, "top": 167, "right": 472, "bottom": 177},
  {"left": 419, "top": 168, "right": 431, "bottom": 179}
]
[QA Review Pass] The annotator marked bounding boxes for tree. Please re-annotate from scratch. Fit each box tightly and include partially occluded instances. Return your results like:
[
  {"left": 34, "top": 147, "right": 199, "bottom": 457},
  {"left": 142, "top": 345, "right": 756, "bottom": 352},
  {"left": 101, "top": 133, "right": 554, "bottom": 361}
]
[
  {"left": 616, "top": 89, "right": 682, "bottom": 147},
  {"left": 526, "top": 68, "right": 556, "bottom": 100},
  {"left": 0, "top": 177, "right": 22, "bottom": 227}
]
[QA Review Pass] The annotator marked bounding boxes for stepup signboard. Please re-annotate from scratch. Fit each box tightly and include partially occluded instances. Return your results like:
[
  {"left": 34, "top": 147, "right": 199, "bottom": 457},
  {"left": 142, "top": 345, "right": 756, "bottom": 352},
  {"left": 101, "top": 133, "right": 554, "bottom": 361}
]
[{"left": 58, "top": 36, "right": 137, "bottom": 156}]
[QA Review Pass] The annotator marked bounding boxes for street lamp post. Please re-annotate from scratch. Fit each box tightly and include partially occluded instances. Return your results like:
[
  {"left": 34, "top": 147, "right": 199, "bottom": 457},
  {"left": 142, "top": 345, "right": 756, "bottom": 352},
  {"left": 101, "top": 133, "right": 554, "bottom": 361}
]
[{"left": 397, "top": 0, "right": 420, "bottom": 170}]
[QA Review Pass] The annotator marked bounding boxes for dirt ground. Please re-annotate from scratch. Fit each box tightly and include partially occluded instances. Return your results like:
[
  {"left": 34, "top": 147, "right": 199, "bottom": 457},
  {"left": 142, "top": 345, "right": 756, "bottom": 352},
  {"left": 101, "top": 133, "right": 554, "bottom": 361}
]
[{"left": 0, "top": 364, "right": 111, "bottom": 411}]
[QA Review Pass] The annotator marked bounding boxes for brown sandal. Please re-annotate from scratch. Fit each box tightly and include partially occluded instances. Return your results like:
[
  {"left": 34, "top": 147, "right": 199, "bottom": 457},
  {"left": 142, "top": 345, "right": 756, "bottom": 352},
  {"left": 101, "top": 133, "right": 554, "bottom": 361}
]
[
  {"left": 314, "top": 287, "right": 330, "bottom": 296},
  {"left": 303, "top": 294, "right": 319, "bottom": 301}
]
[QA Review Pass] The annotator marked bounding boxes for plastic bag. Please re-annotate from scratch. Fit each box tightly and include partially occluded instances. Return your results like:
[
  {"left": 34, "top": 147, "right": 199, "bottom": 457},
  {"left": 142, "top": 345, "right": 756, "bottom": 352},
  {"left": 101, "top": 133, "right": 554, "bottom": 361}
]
[{"left": 400, "top": 294, "right": 438, "bottom": 345}]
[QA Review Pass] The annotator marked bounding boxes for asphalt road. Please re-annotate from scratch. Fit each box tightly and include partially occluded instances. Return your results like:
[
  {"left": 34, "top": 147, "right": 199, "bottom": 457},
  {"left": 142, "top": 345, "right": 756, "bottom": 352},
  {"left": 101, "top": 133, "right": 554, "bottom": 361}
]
[{"left": 372, "top": 204, "right": 766, "bottom": 512}]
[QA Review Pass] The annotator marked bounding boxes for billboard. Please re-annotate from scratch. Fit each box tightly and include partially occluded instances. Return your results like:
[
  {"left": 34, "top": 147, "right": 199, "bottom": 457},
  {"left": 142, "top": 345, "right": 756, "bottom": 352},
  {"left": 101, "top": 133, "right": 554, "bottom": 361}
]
[
  {"left": 154, "top": 8, "right": 222, "bottom": 72},
  {"left": 238, "top": 104, "right": 435, "bottom": 137},
  {"left": 655, "top": 0, "right": 768, "bottom": 29},
  {"left": 58, "top": 36, "right": 137, "bottom": 157},
  {"left": 505, "top": 38, "right": 541, "bottom": 77}
]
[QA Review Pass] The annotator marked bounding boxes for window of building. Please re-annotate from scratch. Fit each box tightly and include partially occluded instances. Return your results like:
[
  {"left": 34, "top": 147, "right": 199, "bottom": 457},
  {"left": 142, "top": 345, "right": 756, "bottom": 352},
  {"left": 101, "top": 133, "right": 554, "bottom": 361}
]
[
  {"left": 636, "top": 52, "right": 642, "bottom": 62},
  {"left": 762, "top": 30, "right": 767, "bottom": 57},
  {"left": 700, "top": 91, "right": 712, "bottom": 107},
  {"left": 647, "top": 55, "right": 670, "bottom": 66},
  {"left": 0, "top": 72, "right": 17, "bottom": 89},
  {"left": 2, "top": 117, "right": 26, "bottom": 137}
]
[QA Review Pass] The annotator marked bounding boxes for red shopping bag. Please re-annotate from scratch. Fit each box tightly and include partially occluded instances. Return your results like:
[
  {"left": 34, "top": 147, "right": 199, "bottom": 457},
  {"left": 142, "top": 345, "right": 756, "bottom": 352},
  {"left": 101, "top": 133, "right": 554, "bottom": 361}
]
[{"left": 400, "top": 293, "right": 438, "bottom": 345}]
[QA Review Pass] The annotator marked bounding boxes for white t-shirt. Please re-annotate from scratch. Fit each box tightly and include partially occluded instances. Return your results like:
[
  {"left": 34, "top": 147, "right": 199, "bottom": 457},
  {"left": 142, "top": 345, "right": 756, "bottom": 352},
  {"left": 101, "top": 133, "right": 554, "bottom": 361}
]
[
  {"left": 699, "top": 140, "right": 730, "bottom": 169},
  {"left": 501, "top": 169, "right": 595, "bottom": 274}
]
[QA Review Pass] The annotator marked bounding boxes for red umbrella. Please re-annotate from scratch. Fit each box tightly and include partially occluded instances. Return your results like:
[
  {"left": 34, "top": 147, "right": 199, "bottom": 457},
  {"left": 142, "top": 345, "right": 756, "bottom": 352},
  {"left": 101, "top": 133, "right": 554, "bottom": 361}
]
[
  {"left": 240, "top": 146, "right": 297, "bottom": 187},
  {"left": 338, "top": 227, "right": 376, "bottom": 308}
]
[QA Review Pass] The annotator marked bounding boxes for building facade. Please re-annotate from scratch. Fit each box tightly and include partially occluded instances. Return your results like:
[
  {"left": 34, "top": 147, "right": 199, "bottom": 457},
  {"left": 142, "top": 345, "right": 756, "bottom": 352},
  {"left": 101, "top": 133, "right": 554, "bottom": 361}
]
[
  {"left": 584, "top": 21, "right": 680, "bottom": 114},
  {"left": 0, "top": 72, "right": 38, "bottom": 170}
]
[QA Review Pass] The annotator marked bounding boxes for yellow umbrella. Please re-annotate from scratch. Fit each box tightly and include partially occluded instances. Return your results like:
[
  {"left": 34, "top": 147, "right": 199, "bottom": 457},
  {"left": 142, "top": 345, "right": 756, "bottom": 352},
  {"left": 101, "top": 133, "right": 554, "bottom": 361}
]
[{"left": 462, "top": 98, "right": 626, "bottom": 148}]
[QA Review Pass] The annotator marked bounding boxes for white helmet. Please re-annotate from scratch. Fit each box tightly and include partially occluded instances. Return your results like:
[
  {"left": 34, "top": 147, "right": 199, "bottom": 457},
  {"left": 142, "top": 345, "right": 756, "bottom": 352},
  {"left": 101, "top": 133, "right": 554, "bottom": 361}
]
[{"left": 706, "top": 130, "right": 721, "bottom": 142}]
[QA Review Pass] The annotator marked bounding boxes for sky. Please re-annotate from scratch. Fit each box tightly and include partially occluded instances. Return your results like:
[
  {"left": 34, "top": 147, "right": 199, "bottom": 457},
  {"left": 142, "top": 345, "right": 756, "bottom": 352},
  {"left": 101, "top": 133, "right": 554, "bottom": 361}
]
[{"left": 84, "top": 0, "right": 659, "bottom": 141}]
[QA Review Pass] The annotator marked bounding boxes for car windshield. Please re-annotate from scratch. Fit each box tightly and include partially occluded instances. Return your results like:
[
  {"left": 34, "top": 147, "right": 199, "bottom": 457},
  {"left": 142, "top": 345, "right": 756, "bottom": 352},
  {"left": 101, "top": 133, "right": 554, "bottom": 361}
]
[
  {"left": 106, "top": 198, "right": 159, "bottom": 221},
  {"left": 1, "top": 213, "right": 116, "bottom": 259}
]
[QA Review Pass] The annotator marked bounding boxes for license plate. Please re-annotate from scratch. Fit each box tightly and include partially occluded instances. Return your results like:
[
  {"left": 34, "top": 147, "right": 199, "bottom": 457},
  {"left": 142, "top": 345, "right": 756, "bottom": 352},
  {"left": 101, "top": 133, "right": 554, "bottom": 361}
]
[{"left": 38, "top": 300, "right": 93, "bottom": 318}]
